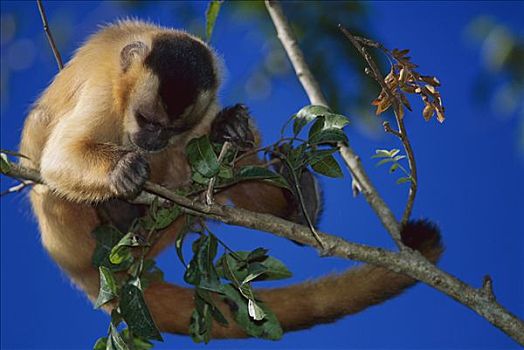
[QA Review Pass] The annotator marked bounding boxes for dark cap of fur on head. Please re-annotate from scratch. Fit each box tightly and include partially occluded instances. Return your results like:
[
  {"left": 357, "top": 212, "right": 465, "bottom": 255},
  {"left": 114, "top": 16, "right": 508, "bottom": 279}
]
[{"left": 144, "top": 33, "right": 217, "bottom": 117}]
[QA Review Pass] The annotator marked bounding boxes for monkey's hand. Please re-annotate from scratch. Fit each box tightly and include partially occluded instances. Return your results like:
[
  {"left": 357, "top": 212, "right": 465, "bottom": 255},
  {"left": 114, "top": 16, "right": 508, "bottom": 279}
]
[
  {"left": 210, "top": 104, "right": 256, "bottom": 150},
  {"left": 109, "top": 152, "right": 150, "bottom": 198}
]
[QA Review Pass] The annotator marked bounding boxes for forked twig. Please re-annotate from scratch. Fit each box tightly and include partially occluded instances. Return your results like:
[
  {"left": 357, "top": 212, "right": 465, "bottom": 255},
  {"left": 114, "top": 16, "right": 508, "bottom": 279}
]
[
  {"left": 339, "top": 25, "right": 418, "bottom": 226},
  {"left": 206, "top": 141, "right": 231, "bottom": 205}
]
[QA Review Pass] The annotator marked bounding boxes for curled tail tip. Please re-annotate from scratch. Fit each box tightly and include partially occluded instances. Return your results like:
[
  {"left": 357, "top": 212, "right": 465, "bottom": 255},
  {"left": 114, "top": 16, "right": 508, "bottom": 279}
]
[{"left": 401, "top": 219, "right": 444, "bottom": 262}]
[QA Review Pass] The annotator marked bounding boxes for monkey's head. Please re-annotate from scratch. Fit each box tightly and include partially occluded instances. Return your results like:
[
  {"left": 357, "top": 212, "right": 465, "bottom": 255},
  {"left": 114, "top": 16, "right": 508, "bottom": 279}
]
[{"left": 118, "top": 32, "right": 219, "bottom": 153}]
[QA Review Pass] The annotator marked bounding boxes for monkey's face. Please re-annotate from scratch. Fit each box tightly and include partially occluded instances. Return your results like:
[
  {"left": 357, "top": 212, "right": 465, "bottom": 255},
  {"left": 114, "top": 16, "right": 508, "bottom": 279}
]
[{"left": 120, "top": 32, "right": 219, "bottom": 153}]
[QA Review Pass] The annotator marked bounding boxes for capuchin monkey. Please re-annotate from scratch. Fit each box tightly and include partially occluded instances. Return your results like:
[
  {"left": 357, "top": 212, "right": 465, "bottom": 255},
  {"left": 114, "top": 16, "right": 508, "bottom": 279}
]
[{"left": 19, "top": 20, "right": 443, "bottom": 338}]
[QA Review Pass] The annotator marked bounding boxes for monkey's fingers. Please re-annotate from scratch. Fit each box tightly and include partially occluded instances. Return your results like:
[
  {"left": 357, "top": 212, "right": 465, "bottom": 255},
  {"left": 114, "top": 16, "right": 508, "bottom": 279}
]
[
  {"left": 108, "top": 152, "right": 150, "bottom": 198},
  {"left": 210, "top": 104, "right": 255, "bottom": 149}
]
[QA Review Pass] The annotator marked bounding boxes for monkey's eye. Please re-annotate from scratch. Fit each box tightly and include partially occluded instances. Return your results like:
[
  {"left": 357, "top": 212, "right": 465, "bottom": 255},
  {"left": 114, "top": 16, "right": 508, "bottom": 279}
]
[{"left": 136, "top": 112, "right": 160, "bottom": 132}]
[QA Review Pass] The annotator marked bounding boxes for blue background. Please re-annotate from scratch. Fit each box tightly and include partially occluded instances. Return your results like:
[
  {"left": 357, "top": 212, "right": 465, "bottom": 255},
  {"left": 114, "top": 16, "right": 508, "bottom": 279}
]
[{"left": 1, "top": 1, "right": 523, "bottom": 349}]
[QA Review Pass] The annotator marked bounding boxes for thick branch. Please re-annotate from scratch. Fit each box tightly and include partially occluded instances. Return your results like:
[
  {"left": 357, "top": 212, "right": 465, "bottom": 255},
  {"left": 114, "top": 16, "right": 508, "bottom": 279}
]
[
  {"left": 2, "top": 162, "right": 523, "bottom": 344},
  {"left": 265, "top": 0, "right": 403, "bottom": 247}
]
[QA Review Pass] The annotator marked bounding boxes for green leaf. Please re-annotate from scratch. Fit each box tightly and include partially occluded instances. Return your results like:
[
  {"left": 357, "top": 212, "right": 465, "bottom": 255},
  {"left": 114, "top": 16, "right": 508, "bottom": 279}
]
[
  {"left": 189, "top": 296, "right": 213, "bottom": 343},
  {"left": 95, "top": 266, "right": 118, "bottom": 308},
  {"left": 92, "top": 226, "right": 131, "bottom": 271},
  {"left": 247, "top": 248, "right": 269, "bottom": 262},
  {"left": 195, "top": 288, "right": 228, "bottom": 325},
  {"left": 394, "top": 155, "right": 406, "bottom": 161},
  {"left": 184, "top": 234, "right": 222, "bottom": 293},
  {"left": 205, "top": 0, "right": 222, "bottom": 42},
  {"left": 109, "top": 232, "right": 142, "bottom": 265},
  {"left": 186, "top": 136, "right": 219, "bottom": 178},
  {"left": 376, "top": 158, "right": 396, "bottom": 166},
  {"left": 308, "top": 151, "right": 343, "bottom": 178},
  {"left": 396, "top": 176, "right": 412, "bottom": 184},
  {"left": 218, "top": 164, "right": 233, "bottom": 180},
  {"left": 120, "top": 284, "right": 163, "bottom": 341},
  {"left": 293, "top": 105, "right": 327, "bottom": 135},
  {"left": 309, "top": 127, "right": 348, "bottom": 145},
  {"left": 217, "top": 251, "right": 291, "bottom": 283},
  {"left": 235, "top": 166, "right": 290, "bottom": 189},
  {"left": 221, "top": 284, "right": 283, "bottom": 340},
  {"left": 322, "top": 113, "right": 350, "bottom": 130},
  {"left": 109, "top": 323, "right": 130, "bottom": 350},
  {"left": 0, "top": 153, "right": 10, "bottom": 173},
  {"left": 191, "top": 171, "right": 210, "bottom": 185},
  {"left": 256, "top": 257, "right": 292, "bottom": 281},
  {"left": 389, "top": 149, "right": 400, "bottom": 157},
  {"left": 151, "top": 206, "right": 181, "bottom": 230},
  {"left": 93, "top": 337, "right": 108, "bottom": 350},
  {"left": 175, "top": 232, "right": 187, "bottom": 266},
  {"left": 139, "top": 260, "right": 164, "bottom": 289},
  {"left": 242, "top": 263, "right": 270, "bottom": 284},
  {"left": 248, "top": 299, "right": 266, "bottom": 321},
  {"left": 372, "top": 149, "right": 393, "bottom": 158},
  {"left": 216, "top": 253, "right": 248, "bottom": 284},
  {"left": 389, "top": 163, "right": 399, "bottom": 173},
  {"left": 285, "top": 143, "right": 308, "bottom": 170},
  {"left": 296, "top": 105, "right": 331, "bottom": 119},
  {"left": 120, "top": 330, "right": 154, "bottom": 350},
  {"left": 308, "top": 117, "right": 348, "bottom": 145}
]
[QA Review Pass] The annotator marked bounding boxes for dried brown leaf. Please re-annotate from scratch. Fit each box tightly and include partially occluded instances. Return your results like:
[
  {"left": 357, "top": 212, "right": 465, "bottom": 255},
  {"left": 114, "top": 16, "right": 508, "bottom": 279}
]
[
  {"left": 373, "top": 97, "right": 392, "bottom": 115},
  {"left": 422, "top": 103, "right": 435, "bottom": 121},
  {"left": 421, "top": 75, "right": 441, "bottom": 87},
  {"left": 435, "top": 106, "right": 445, "bottom": 123},
  {"left": 401, "top": 84, "right": 417, "bottom": 94},
  {"left": 399, "top": 68, "right": 408, "bottom": 83}
]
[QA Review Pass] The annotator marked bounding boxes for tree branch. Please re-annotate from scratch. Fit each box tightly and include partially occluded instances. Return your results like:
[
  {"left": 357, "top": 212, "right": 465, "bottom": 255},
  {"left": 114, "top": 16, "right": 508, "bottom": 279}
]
[{"left": 2, "top": 161, "right": 523, "bottom": 345}]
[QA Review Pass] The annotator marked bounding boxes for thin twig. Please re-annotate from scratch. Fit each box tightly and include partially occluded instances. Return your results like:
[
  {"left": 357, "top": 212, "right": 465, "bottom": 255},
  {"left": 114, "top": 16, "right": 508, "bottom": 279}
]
[
  {"left": 206, "top": 141, "right": 231, "bottom": 205},
  {"left": 37, "top": 0, "right": 63, "bottom": 70},
  {"left": 265, "top": 0, "right": 404, "bottom": 248},
  {"left": 2, "top": 162, "right": 523, "bottom": 345},
  {"left": 383, "top": 121, "right": 402, "bottom": 138},
  {"left": 0, "top": 180, "right": 34, "bottom": 197},
  {"left": 270, "top": 149, "right": 324, "bottom": 248},
  {"left": 339, "top": 25, "right": 418, "bottom": 227}
]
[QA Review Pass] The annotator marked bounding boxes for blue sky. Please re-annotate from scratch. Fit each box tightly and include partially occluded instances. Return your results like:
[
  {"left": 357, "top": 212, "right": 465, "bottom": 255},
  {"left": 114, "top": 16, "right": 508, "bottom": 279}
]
[{"left": 1, "top": 1, "right": 523, "bottom": 349}]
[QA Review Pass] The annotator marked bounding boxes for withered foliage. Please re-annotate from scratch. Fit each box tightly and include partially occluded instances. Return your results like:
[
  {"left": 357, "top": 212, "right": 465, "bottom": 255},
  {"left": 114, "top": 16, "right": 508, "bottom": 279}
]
[
  {"left": 372, "top": 48, "right": 445, "bottom": 123},
  {"left": 343, "top": 31, "right": 446, "bottom": 124},
  {"left": 370, "top": 47, "right": 445, "bottom": 123}
]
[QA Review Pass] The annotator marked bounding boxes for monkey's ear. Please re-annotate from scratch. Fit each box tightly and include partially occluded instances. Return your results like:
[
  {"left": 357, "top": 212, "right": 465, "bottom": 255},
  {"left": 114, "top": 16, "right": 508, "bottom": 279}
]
[{"left": 120, "top": 41, "right": 149, "bottom": 72}]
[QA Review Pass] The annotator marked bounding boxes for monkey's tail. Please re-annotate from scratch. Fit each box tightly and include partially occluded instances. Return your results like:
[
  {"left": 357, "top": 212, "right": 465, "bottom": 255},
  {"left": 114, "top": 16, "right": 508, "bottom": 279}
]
[{"left": 144, "top": 219, "right": 443, "bottom": 338}]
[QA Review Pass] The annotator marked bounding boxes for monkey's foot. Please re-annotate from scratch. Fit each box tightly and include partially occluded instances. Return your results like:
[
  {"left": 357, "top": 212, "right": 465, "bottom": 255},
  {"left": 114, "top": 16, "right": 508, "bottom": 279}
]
[{"left": 210, "top": 104, "right": 255, "bottom": 149}]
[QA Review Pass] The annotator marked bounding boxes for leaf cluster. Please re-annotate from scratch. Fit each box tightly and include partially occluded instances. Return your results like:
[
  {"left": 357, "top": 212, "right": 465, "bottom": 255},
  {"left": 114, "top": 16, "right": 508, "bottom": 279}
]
[
  {"left": 369, "top": 46, "right": 445, "bottom": 123},
  {"left": 175, "top": 225, "right": 291, "bottom": 343},
  {"left": 91, "top": 201, "right": 182, "bottom": 349},
  {"left": 372, "top": 148, "right": 414, "bottom": 185}
]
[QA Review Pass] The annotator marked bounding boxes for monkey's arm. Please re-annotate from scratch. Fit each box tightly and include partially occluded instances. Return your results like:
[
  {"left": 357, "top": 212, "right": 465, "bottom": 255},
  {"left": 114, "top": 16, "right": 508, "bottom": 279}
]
[{"left": 39, "top": 100, "right": 148, "bottom": 202}]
